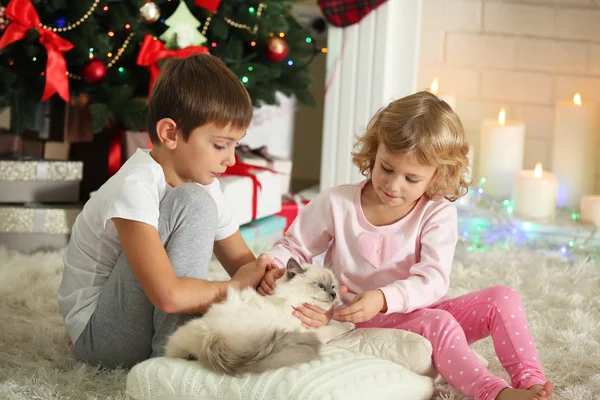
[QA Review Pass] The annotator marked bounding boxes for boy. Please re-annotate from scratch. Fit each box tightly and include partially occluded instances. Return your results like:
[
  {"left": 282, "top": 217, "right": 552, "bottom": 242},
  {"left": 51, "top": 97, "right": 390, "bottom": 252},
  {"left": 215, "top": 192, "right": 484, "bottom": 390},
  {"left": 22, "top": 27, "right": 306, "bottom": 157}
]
[{"left": 58, "top": 54, "right": 273, "bottom": 369}]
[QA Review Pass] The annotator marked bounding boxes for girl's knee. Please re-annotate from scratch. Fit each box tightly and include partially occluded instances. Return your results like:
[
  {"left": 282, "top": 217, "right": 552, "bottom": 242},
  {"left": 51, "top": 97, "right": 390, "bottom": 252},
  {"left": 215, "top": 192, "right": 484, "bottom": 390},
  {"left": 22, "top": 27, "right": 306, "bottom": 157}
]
[
  {"left": 485, "top": 285, "right": 521, "bottom": 306},
  {"left": 419, "top": 309, "right": 460, "bottom": 338}
]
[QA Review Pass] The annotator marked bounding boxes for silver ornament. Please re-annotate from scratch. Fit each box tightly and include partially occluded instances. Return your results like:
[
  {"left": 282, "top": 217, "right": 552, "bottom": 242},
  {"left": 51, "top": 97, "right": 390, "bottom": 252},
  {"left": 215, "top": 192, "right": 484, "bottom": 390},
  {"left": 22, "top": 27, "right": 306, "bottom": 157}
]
[{"left": 140, "top": 2, "right": 161, "bottom": 23}]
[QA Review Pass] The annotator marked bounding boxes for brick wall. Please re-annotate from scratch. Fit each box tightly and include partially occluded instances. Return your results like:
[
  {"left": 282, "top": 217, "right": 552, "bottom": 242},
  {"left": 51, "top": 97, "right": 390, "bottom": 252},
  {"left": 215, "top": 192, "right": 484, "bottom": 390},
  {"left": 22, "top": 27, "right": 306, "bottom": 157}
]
[{"left": 418, "top": 0, "right": 600, "bottom": 189}]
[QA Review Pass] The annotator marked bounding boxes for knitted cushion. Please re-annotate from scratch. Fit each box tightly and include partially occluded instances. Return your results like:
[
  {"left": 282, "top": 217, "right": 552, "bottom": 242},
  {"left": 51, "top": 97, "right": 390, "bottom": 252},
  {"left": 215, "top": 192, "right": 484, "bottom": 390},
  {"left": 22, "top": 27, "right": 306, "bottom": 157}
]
[{"left": 126, "top": 346, "right": 434, "bottom": 400}]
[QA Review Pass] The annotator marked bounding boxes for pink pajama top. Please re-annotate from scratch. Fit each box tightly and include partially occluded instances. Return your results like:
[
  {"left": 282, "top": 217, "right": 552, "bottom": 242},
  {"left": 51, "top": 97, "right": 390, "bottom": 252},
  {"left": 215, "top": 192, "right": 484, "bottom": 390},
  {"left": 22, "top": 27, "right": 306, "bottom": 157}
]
[{"left": 266, "top": 180, "right": 458, "bottom": 314}]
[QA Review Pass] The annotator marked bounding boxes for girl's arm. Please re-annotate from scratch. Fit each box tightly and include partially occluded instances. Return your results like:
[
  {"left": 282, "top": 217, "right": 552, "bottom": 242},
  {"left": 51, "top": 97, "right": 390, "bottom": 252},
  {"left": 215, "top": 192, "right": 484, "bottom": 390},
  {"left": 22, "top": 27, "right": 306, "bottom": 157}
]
[
  {"left": 378, "top": 203, "right": 458, "bottom": 314},
  {"left": 266, "top": 191, "right": 336, "bottom": 267}
]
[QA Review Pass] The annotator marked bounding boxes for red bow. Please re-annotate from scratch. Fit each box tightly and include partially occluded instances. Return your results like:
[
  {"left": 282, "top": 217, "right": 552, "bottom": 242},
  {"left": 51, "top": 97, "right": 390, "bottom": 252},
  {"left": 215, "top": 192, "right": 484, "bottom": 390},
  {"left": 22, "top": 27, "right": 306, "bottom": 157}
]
[
  {"left": 223, "top": 155, "right": 278, "bottom": 221},
  {"left": 136, "top": 34, "right": 209, "bottom": 95},
  {"left": 0, "top": 0, "right": 73, "bottom": 102},
  {"left": 194, "top": 0, "right": 221, "bottom": 13}
]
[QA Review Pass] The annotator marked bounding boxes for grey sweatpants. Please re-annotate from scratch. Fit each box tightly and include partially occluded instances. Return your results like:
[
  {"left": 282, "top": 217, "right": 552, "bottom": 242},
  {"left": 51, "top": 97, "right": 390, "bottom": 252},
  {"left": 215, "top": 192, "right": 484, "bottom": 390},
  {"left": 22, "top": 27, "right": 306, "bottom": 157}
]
[{"left": 74, "top": 183, "right": 218, "bottom": 369}]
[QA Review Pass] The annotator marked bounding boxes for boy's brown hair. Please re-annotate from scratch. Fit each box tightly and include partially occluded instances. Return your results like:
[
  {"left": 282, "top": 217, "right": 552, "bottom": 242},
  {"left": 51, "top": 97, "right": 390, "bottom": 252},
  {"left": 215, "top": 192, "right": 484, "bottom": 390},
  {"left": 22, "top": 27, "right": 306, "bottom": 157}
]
[
  {"left": 147, "top": 54, "right": 253, "bottom": 143},
  {"left": 352, "top": 90, "right": 471, "bottom": 202}
]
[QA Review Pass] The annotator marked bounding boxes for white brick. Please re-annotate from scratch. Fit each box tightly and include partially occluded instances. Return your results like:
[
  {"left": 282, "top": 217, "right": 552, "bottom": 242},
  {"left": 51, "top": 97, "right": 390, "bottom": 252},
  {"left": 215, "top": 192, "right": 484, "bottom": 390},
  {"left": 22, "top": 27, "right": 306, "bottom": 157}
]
[
  {"left": 556, "top": 9, "right": 600, "bottom": 40},
  {"left": 483, "top": 3, "right": 555, "bottom": 37},
  {"left": 419, "top": 29, "right": 445, "bottom": 63},
  {"left": 588, "top": 44, "right": 600, "bottom": 75},
  {"left": 418, "top": 63, "right": 480, "bottom": 98},
  {"left": 554, "top": 76, "right": 600, "bottom": 102},
  {"left": 515, "top": 0, "right": 592, "bottom": 5},
  {"left": 455, "top": 99, "right": 523, "bottom": 137},
  {"left": 523, "top": 138, "right": 552, "bottom": 170},
  {"left": 481, "top": 70, "right": 552, "bottom": 104},
  {"left": 422, "top": 0, "right": 482, "bottom": 31},
  {"left": 446, "top": 33, "right": 516, "bottom": 68},
  {"left": 523, "top": 138, "right": 549, "bottom": 170},
  {"left": 517, "top": 38, "right": 587, "bottom": 74},
  {"left": 521, "top": 105, "right": 555, "bottom": 140}
]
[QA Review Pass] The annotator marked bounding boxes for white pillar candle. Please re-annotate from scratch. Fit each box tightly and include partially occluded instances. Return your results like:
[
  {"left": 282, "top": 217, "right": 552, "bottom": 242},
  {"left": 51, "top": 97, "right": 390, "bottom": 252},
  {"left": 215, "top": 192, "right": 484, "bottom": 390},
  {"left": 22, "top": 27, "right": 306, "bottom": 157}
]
[
  {"left": 430, "top": 77, "right": 457, "bottom": 109},
  {"left": 478, "top": 108, "right": 525, "bottom": 200},
  {"left": 580, "top": 195, "right": 600, "bottom": 227},
  {"left": 512, "top": 163, "right": 558, "bottom": 220},
  {"left": 551, "top": 93, "right": 600, "bottom": 208}
]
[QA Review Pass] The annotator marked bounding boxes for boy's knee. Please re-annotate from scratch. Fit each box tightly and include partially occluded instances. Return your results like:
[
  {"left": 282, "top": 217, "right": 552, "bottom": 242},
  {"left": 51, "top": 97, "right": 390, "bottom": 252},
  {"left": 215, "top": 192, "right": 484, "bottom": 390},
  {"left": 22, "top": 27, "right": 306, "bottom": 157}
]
[{"left": 166, "top": 184, "right": 217, "bottom": 215}]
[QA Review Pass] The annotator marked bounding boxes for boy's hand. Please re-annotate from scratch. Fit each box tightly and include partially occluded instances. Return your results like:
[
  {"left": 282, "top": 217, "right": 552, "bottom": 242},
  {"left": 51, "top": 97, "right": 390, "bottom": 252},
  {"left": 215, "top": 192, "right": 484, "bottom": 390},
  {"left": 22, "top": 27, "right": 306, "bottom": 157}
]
[
  {"left": 293, "top": 285, "right": 348, "bottom": 328},
  {"left": 335, "top": 289, "right": 385, "bottom": 323},
  {"left": 257, "top": 267, "right": 286, "bottom": 296},
  {"left": 231, "top": 255, "right": 271, "bottom": 290}
]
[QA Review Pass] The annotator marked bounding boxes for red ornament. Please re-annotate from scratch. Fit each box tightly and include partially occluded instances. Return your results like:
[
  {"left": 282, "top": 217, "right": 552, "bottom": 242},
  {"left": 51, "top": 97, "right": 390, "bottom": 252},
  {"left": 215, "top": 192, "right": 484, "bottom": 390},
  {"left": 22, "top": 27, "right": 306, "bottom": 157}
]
[
  {"left": 265, "top": 37, "right": 289, "bottom": 63},
  {"left": 81, "top": 59, "right": 107, "bottom": 84}
]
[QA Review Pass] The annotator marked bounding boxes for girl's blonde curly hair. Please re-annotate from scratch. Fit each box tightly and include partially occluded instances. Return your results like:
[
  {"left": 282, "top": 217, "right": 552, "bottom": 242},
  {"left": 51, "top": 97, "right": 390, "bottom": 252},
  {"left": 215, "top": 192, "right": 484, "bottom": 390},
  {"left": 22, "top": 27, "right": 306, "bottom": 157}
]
[{"left": 352, "top": 90, "right": 471, "bottom": 202}]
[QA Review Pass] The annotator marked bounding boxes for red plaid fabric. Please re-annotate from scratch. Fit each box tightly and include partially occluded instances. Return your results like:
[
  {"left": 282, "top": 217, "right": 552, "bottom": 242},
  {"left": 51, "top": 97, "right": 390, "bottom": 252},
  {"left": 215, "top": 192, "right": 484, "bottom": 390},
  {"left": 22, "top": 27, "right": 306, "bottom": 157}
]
[{"left": 318, "top": 0, "right": 388, "bottom": 27}]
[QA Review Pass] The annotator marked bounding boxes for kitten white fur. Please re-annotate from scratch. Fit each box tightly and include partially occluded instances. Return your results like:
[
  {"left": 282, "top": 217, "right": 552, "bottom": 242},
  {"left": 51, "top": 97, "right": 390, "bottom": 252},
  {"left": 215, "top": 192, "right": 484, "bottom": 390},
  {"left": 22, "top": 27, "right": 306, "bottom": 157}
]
[{"left": 164, "top": 258, "right": 355, "bottom": 376}]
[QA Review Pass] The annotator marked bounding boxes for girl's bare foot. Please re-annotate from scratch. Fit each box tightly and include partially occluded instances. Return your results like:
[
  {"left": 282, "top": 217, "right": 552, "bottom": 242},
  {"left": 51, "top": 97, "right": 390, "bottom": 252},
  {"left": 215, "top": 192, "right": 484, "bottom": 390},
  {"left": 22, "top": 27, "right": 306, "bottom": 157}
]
[
  {"left": 528, "top": 382, "right": 554, "bottom": 399},
  {"left": 496, "top": 388, "right": 538, "bottom": 400}
]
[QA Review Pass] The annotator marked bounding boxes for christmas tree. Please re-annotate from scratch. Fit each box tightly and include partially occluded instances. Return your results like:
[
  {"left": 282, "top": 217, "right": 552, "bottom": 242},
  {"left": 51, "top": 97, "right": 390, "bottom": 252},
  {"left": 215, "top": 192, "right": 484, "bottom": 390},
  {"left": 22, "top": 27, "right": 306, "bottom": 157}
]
[{"left": 0, "top": 0, "right": 322, "bottom": 135}]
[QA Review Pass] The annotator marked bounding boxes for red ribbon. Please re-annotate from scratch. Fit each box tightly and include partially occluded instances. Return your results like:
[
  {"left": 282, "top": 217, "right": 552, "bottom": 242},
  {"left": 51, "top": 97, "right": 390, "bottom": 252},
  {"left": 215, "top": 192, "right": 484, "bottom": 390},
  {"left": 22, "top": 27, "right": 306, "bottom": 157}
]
[
  {"left": 136, "top": 34, "right": 209, "bottom": 95},
  {"left": 0, "top": 0, "right": 73, "bottom": 102},
  {"left": 223, "top": 155, "right": 278, "bottom": 221},
  {"left": 194, "top": 0, "right": 221, "bottom": 13}
]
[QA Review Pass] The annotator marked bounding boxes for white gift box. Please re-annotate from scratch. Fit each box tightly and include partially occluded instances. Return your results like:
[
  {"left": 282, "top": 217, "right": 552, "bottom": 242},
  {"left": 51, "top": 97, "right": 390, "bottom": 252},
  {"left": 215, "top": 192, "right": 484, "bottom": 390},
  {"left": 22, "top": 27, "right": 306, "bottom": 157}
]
[
  {"left": 242, "top": 92, "right": 297, "bottom": 159},
  {"left": 237, "top": 153, "right": 292, "bottom": 195},
  {"left": 220, "top": 170, "right": 282, "bottom": 225}
]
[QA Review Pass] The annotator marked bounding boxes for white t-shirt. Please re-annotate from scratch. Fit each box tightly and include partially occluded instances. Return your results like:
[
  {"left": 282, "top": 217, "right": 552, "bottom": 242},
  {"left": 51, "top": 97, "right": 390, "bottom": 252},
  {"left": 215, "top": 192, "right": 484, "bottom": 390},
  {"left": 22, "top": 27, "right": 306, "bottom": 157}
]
[{"left": 57, "top": 149, "right": 238, "bottom": 343}]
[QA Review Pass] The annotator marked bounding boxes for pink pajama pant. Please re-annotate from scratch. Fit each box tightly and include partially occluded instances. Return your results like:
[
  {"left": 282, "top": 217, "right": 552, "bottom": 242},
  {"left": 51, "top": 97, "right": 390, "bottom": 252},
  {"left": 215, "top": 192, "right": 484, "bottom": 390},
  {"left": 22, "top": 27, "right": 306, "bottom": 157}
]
[{"left": 356, "top": 285, "right": 546, "bottom": 400}]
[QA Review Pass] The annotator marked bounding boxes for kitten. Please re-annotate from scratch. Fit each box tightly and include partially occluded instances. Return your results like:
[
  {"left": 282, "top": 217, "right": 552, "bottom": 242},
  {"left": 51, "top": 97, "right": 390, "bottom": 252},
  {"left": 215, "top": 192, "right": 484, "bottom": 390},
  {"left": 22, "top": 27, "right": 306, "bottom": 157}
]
[{"left": 164, "top": 258, "right": 355, "bottom": 376}]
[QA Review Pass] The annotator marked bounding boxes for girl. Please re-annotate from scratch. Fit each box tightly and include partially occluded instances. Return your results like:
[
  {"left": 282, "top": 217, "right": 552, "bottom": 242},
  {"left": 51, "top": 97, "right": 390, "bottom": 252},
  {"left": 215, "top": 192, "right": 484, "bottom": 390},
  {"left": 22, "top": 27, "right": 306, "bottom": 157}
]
[{"left": 260, "top": 91, "right": 553, "bottom": 400}]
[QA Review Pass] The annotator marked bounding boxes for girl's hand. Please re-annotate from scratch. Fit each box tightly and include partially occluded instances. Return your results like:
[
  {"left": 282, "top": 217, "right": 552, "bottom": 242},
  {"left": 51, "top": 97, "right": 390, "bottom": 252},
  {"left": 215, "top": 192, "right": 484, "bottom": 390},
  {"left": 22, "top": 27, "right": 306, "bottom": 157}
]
[
  {"left": 293, "top": 285, "right": 349, "bottom": 328},
  {"left": 335, "top": 290, "right": 386, "bottom": 323},
  {"left": 257, "top": 267, "right": 285, "bottom": 296}
]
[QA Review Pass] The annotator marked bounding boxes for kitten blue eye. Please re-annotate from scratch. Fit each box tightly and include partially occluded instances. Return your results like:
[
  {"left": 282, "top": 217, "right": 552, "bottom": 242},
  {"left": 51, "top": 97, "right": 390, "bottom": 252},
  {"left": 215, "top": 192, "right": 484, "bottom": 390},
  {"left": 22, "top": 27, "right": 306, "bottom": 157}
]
[{"left": 316, "top": 283, "right": 325, "bottom": 289}]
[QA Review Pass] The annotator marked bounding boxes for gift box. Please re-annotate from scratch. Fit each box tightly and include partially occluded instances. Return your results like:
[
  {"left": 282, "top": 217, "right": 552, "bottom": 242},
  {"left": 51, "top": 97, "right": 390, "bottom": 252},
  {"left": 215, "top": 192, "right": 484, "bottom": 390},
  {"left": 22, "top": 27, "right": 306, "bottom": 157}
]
[
  {"left": 220, "top": 168, "right": 282, "bottom": 226},
  {"left": 0, "top": 204, "right": 82, "bottom": 253},
  {"left": 240, "top": 215, "right": 287, "bottom": 255},
  {"left": 124, "top": 131, "right": 152, "bottom": 161},
  {"left": 236, "top": 145, "right": 292, "bottom": 194},
  {"left": 0, "top": 159, "right": 83, "bottom": 203},
  {"left": 275, "top": 194, "right": 310, "bottom": 233},
  {"left": 0, "top": 131, "right": 22, "bottom": 157}
]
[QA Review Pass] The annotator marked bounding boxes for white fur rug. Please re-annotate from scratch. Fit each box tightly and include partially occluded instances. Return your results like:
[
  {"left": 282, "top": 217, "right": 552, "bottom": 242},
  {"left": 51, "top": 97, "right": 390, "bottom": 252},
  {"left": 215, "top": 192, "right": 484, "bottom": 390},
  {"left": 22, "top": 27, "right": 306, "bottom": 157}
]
[{"left": 0, "top": 246, "right": 598, "bottom": 399}]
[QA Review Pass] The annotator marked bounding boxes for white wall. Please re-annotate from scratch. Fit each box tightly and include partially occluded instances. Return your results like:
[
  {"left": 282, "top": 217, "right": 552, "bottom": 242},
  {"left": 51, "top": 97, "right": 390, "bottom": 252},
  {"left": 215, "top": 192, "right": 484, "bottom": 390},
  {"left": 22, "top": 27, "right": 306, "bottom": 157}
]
[{"left": 418, "top": 0, "right": 600, "bottom": 189}]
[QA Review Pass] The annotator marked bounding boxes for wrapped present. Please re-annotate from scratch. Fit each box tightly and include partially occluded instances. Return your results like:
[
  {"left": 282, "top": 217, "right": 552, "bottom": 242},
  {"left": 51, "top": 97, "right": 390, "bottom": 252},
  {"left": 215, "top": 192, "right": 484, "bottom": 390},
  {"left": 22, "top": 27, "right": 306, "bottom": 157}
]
[
  {"left": 275, "top": 194, "right": 310, "bottom": 233},
  {"left": 0, "top": 204, "right": 81, "bottom": 253},
  {"left": 240, "top": 215, "right": 287, "bottom": 255},
  {"left": 236, "top": 145, "right": 292, "bottom": 194},
  {"left": 220, "top": 160, "right": 282, "bottom": 225},
  {"left": 124, "top": 131, "right": 152, "bottom": 161},
  {"left": 0, "top": 158, "right": 83, "bottom": 203},
  {"left": 0, "top": 131, "right": 22, "bottom": 157}
]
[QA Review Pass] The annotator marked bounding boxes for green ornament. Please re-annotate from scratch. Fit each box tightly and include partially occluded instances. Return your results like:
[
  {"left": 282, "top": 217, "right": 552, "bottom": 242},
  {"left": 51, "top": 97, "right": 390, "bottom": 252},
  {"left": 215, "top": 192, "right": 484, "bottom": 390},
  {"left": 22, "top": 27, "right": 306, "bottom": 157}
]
[{"left": 160, "top": 1, "right": 207, "bottom": 49}]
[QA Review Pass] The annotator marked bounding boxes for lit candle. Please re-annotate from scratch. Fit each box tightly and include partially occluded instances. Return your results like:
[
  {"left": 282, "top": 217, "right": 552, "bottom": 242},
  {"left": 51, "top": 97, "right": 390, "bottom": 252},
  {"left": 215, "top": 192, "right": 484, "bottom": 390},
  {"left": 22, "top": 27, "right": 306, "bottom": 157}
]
[
  {"left": 430, "top": 77, "right": 457, "bottom": 110},
  {"left": 580, "top": 195, "right": 600, "bottom": 227},
  {"left": 512, "top": 163, "right": 558, "bottom": 220},
  {"left": 551, "top": 93, "right": 600, "bottom": 208},
  {"left": 478, "top": 108, "right": 525, "bottom": 200}
]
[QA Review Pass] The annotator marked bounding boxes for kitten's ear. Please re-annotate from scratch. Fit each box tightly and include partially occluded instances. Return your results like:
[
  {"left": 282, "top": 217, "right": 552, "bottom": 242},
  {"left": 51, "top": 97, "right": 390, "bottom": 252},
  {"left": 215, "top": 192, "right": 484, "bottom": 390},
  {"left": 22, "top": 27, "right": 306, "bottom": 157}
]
[{"left": 286, "top": 258, "right": 305, "bottom": 279}]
